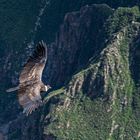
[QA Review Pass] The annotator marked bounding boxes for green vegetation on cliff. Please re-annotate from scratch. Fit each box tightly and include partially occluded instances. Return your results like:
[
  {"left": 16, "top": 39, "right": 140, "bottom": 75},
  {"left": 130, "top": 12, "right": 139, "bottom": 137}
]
[{"left": 42, "top": 6, "right": 140, "bottom": 140}]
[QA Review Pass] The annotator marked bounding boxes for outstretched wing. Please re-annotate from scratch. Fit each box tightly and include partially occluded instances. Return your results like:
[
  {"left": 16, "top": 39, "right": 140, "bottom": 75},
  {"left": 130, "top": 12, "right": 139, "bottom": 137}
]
[
  {"left": 18, "top": 83, "right": 42, "bottom": 115},
  {"left": 18, "top": 41, "right": 47, "bottom": 115},
  {"left": 19, "top": 41, "right": 47, "bottom": 84}
]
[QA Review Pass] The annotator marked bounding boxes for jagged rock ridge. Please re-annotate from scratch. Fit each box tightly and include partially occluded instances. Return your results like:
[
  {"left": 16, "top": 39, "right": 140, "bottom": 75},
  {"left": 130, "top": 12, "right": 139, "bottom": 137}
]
[
  {"left": 45, "top": 4, "right": 113, "bottom": 87},
  {"left": 43, "top": 5, "right": 140, "bottom": 140}
]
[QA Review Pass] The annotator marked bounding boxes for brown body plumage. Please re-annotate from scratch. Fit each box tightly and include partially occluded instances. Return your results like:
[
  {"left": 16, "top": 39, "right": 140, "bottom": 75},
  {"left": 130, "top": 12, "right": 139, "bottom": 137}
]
[{"left": 6, "top": 41, "right": 51, "bottom": 115}]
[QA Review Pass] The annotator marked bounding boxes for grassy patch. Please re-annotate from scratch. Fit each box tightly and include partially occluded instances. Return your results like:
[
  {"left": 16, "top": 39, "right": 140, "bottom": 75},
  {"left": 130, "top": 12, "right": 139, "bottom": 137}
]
[{"left": 44, "top": 92, "right": 112, "bottom": 140}]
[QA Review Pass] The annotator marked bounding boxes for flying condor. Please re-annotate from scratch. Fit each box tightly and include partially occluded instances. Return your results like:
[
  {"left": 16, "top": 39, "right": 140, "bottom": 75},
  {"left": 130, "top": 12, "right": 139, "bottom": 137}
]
[{"left": 6, "top": 41, "right": 51, "bottom": 115}]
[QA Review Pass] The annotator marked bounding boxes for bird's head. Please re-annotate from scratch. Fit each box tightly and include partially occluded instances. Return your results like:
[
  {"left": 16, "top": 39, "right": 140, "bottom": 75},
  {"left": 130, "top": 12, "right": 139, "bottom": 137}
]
[{"left": 45, "top": 85, "right": 51, "bottom": 92}]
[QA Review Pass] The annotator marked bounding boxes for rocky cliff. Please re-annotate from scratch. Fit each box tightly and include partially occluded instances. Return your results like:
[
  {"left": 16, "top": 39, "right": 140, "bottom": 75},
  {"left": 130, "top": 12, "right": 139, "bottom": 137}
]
[
  {"left": 0, "top": 2, "right": 140, "bottom": 140},
  {"left": 42, "top": 5, "right": 140, "bottom": 140}
]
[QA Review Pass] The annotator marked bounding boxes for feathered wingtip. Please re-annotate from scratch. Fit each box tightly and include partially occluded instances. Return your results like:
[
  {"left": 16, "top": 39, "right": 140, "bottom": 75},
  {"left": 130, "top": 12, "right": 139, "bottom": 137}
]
[
  {"left": 39, "top": 40, "right": 47, "bottom": 48},
  {"left": 29, "top": 40, "right": 48, "bottom": 62},
  {"left": 6, "top": 86, "right": 19, "bottom": 92},
  {"left": 37, "top": 40, "right": 47, "bottom": 57},
  {"left": 23, "top": 101, "right": 43, "bottom": 116}
]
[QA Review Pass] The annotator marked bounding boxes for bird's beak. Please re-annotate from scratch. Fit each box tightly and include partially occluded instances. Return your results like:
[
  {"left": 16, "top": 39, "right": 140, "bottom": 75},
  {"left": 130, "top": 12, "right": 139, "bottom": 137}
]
[{"left": 48, "top": 85, "right": 52, "bottom": 89}]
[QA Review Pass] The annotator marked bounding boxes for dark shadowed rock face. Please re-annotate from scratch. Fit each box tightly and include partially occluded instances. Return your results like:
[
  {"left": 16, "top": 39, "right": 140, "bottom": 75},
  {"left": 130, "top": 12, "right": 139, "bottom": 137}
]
[
  {"left": 130, "top": 33, "right": 140, "bottom": 84},
  {"left": 45, "top": 4, "right": 113, "bottom": 87}
]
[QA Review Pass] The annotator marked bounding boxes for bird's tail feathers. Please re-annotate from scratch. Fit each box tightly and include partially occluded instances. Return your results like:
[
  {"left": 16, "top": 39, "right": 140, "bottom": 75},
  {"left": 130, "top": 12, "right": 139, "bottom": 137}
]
[{"left": 6, "top": 86, "right": 19, "bottom": 92}]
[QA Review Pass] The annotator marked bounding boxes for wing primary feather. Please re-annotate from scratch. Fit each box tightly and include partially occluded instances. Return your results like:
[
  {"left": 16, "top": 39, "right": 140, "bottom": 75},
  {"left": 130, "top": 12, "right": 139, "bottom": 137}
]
[
  {"left": 23, "top": 101, "right": 42, "bottom": 116},
  {"left": 29, "top": 106, "right": 34, "bottom": 115},
  {"left": 40, "top": 43, "right": 45, "bottom": 57}
]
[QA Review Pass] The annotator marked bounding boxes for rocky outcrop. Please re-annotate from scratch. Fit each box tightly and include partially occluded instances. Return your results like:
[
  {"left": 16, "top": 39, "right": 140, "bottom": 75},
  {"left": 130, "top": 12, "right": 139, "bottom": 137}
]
[
  {"left": 66, "top": 24, "right": 140, "bottom": 98},
  {"left": 43, "top": 6, "right": 140, "bottom": 140},
  {"left": 45, "top": 4, "right": 113, "bottom": 87}
]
